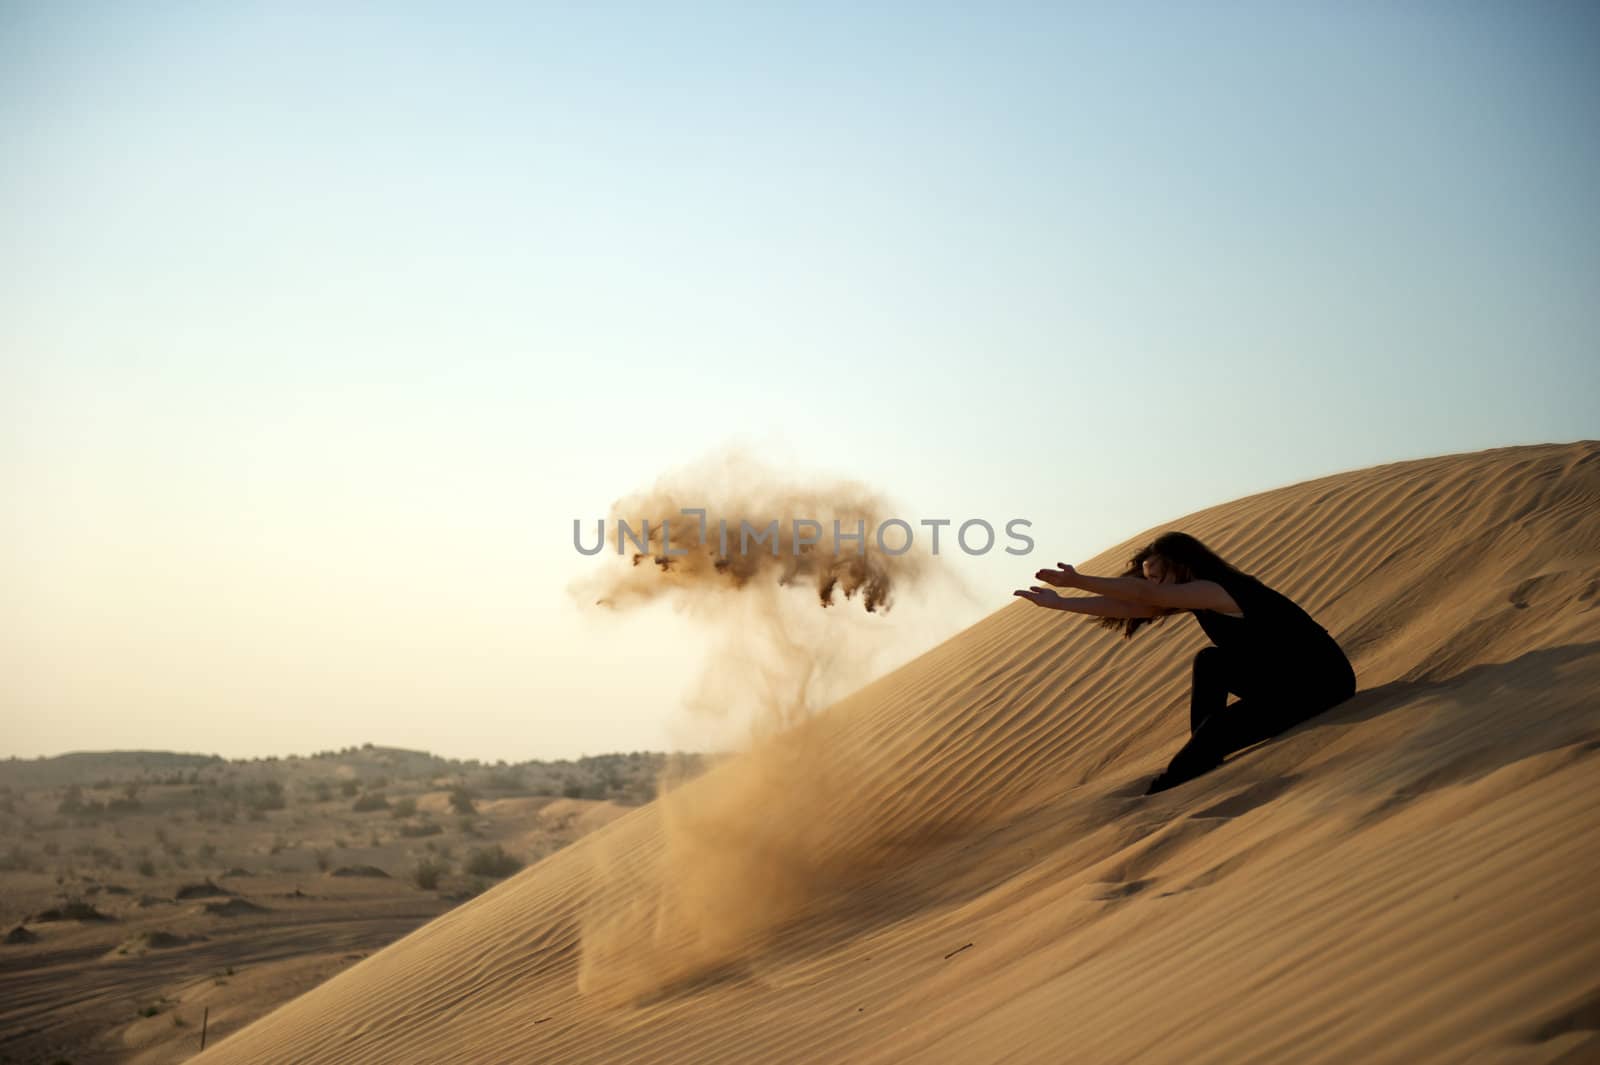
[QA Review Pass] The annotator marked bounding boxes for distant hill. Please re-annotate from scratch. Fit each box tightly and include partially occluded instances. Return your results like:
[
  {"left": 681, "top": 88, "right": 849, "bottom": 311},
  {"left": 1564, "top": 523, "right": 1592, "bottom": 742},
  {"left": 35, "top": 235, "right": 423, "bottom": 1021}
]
[
  {"left": 0, "top": 744, "right": 706, "bottom": 805},
  {"left": 0, "top": 751, "right": 225, "bottom": 790}
]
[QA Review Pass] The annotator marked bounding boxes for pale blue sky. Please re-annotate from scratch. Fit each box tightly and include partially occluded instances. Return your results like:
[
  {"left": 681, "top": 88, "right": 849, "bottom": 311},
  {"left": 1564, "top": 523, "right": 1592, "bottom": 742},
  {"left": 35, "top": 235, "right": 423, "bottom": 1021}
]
[{"left": 4, "top": 2, "right": 1597, "bottom": 760}]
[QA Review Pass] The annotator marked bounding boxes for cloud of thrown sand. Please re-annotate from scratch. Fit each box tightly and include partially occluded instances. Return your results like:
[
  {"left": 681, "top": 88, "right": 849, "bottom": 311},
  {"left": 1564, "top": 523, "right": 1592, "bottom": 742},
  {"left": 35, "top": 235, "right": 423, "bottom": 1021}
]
[
  {"left": 573, "top": 454, "right": 933, "bottom": 617},
  {"left": 569, "top": 451, "right": 963, "bottom": 737}
]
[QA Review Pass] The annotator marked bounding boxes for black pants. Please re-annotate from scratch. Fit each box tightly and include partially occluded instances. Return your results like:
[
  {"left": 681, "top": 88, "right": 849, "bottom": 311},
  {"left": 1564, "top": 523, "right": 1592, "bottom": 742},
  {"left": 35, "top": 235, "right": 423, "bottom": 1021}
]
[{"left": 1159, "top": 643, "right": 1357, "bottom": 784}]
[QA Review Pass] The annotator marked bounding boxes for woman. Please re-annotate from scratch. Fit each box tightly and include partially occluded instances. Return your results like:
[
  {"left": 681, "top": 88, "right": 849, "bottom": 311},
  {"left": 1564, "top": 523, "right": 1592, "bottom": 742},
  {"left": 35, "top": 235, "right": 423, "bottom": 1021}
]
[{"left": 1013, "top": 531, "right": 1357, "bottom": 794}]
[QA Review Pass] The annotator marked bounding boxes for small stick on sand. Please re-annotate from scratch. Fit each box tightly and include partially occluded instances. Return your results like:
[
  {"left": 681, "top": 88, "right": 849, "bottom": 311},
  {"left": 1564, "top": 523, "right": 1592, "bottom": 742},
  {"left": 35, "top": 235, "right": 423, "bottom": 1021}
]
[
  {"left": 944, "top": 943, "right": 974, "bottom": 960},
  {"left": 201, "top": 1006, "right": 209, "bottom": 1049}
]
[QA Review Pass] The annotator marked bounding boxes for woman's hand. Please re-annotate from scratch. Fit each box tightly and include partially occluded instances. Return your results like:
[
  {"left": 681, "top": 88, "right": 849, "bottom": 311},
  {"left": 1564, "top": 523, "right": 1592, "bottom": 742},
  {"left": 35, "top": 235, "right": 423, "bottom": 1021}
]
[
  {"left": 1013, "top": 585, "right": 1065, "bottom": 609},
  {"left": 1033, "top": 563, "right": 1081, "bottom": 588}
]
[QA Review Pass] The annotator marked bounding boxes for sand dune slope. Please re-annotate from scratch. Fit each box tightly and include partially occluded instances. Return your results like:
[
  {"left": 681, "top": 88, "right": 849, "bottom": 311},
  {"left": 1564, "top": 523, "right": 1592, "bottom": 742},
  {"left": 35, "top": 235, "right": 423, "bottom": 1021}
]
[{"left": 193, "top": 441, "right": 1600, "bottom": 1065}]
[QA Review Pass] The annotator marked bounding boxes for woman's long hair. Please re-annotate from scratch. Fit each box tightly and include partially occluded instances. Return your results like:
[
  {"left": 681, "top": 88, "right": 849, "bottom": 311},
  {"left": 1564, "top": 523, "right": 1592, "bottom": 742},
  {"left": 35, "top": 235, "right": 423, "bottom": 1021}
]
[{"left": 1094, "top": 531, "right": 1251, "bottom": 640}]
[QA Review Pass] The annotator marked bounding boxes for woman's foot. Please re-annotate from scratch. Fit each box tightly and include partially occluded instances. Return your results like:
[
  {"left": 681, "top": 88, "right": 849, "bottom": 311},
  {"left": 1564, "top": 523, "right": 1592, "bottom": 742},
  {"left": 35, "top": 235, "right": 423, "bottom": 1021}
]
[
  {"left": 1145, "top": 747, "right": 1224, "bottom": 795},
  {"left": 1143, "top": 772, "right": 1174, "bottom": 795}
]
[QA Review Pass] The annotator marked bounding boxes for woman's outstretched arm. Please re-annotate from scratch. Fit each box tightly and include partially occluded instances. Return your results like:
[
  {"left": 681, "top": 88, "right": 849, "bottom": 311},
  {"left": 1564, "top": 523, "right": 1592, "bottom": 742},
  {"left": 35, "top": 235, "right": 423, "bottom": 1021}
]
[
  {"left": 1041, "top": 563, "right": 1237, "bottom": 613},
  {"left": 1060, "top": 573, "right": 1151, "bottom": 602},
  {"left": 1032, "top": 564, "right": 1148, "bottom": 602},
  {"left": 1013, "top": 588, "right": 1159, "bottom": 618}
]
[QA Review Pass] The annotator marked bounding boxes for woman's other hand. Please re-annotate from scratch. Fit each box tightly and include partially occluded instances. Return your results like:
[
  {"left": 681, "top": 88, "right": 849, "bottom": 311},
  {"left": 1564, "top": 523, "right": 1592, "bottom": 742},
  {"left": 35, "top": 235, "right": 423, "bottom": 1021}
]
[
  {"left": 1033, "top": 563, "right": 1081, "bottom": 588},
  {"left": 1013, "top": 586, "right": 1064, "bottom": 608}
]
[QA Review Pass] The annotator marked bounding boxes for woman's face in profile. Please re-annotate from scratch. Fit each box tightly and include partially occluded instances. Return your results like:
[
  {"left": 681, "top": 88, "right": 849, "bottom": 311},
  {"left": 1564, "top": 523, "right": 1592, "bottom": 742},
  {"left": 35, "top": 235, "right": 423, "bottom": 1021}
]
[{"left": 1142, "top": 558, "right": 1174, "bottom": 584}]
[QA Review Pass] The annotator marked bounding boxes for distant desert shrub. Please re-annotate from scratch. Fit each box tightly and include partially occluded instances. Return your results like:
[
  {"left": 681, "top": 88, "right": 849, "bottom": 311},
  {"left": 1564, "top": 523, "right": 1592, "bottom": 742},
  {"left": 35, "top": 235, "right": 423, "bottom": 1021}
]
[
  {"left": 464, "top": 845, "right": 522, "bottom": 879},
  {"left": 398, "top": 821, "right": 442, "bottom": 838},
  {"left": 483, "top": 769, "right": 523, "bottom": 791},
  {"left": 339, "top": 779, "right": 359, "bottom": 798},
  {"left": 58, "top": 785, "right": 106, "bottom": 817},
  {"left": 313, "top": 848, "right": 332, "bottom": 872},
  {"left": 390, "top": 797, "right": 417, "bottom": 818},
  {"left": 330, "top": 864, "right": 389, "bottom": 878},
  {"left": 137, "top": 859, "right": 157, "bottom": 878},
  {"left": 562, "top": 780, "right": 606, "bottom": 801},
  {"left": 35, "top": 900, "right": 113, "bottom": 922},
  {"left": 412, "top": 857, "right": 449, "bottom": 890},
  {"left": 536, "top": 778, "right": 568, "bottom": 797},
  {"left": 351, "top": 793, "right": 389, "bottom": 813},
  {"left": 174, "top": 879, "right": 233, "bottom": 900},
  {"left": 202, "top": 898, "right": 270, "bottom": 916},
  {"left": 448, "top": 786, "right": 476, "bottom": 815},
  {"left": 244, "top": 780, "right": 285, "bottom": 813}
]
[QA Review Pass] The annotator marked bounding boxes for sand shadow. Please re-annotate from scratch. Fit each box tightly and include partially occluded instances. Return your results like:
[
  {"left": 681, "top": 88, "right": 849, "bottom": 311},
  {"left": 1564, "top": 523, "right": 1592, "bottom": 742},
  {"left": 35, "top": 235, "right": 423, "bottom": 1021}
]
[
  {"left": 1307, "top": 639, "right": 1600, "bottom": 733},
  {"left": 1232, "top": 639, "right": 1600, "bottom": 829},
  {"left": 1191, "top": 639, "right": 1600, "bottom": 781},
  {"left": 1191, "top": 775, "right": 1302, "bottom": 820}
]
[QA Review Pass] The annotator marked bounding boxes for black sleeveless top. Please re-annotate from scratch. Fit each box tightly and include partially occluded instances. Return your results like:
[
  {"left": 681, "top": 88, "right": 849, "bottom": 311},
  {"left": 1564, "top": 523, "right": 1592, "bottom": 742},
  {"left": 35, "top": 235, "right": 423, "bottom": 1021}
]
[{"left": 1192, "top": 570, "right": 1350, "bottom": 672}]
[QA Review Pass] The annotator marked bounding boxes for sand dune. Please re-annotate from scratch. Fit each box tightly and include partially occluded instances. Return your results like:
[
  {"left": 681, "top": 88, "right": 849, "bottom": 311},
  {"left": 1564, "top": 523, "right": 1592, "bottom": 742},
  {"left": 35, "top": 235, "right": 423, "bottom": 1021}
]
[{"left": 191, "top": 441, "right": 1600, "bottom": 1065}]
